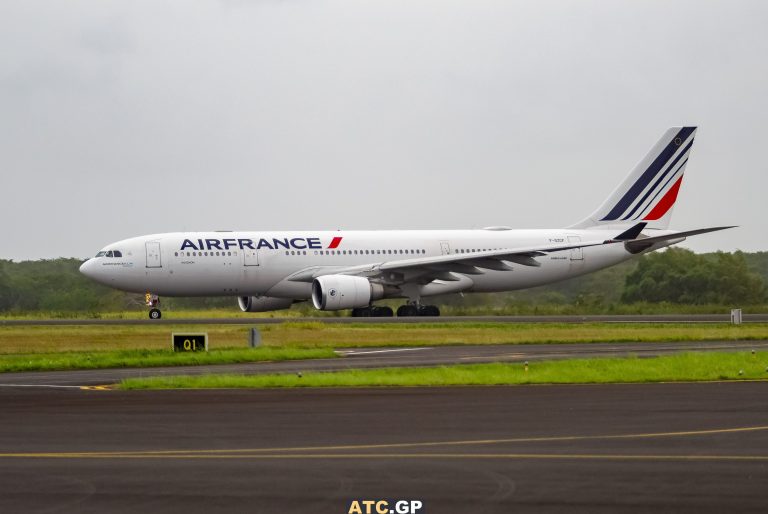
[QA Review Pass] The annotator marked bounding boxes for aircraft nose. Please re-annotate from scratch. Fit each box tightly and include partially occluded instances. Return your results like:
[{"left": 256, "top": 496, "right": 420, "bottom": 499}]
[{"left": 79, "top": 259, "right": 97, "bottom": 279}]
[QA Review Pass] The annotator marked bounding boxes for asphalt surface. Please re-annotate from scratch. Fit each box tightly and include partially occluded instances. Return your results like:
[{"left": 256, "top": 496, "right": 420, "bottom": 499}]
[
  {"left": 0, "top": 339, "right": 766, "bottom": 387},
  {"left": 2, "top": 313, "right": 767, "bottom": 325},
  {"left": 0, "top": 382, "right": 767, "bottom": 513}
]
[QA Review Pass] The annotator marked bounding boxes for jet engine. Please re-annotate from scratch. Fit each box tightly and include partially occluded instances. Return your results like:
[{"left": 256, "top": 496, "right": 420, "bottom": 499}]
[
  {"left": 238, "top": 296, "right": 293, "bottom": 312},
  {"left": 311, "top": 275, "right": 384, "bottom": 311}
]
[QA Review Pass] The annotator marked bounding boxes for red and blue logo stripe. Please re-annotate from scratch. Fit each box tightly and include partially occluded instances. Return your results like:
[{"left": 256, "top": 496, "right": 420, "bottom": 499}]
[{"left": 601, "top": 127, "right": 695, "bottom": 222}]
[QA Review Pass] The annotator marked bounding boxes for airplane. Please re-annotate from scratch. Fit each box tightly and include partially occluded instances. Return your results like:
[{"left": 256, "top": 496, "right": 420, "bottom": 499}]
[{"left": 80, "top": 126, "right": 732, "bottom": 319}]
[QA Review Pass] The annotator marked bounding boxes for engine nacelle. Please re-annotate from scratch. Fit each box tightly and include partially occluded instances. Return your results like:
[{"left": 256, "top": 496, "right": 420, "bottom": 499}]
[
  {"left": 311, "top": 275, "right": 384, "bottom": 311},
  {"left": 237, "top": 296, "right": 293, "bottom": 312}
]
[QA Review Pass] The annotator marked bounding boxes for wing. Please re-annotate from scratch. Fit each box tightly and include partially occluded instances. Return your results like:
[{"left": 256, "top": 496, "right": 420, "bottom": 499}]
[
  {"left": 285, "top": 239, "right": 608, "bottom": 287},
  {"left": 285, "top": 225, "right": 735, "bottom": 289}
]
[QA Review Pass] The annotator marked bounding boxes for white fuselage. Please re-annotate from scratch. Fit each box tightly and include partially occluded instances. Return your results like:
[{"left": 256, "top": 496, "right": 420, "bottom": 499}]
[{"left": 79, "top": 228, "right": 662, "bottom": 300}]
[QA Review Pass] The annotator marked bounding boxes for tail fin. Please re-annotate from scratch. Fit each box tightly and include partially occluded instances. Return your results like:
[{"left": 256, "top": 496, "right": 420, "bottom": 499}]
[{"left": 570, "top": 126, "right": 697, "bottom": 230}]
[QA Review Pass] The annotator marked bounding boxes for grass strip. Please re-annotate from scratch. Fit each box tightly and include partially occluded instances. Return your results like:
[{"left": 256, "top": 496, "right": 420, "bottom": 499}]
[
  {"left": 121, "top": 351, "right": 768, "bottom": 389},
  {"left": 0, "top": 347, "right": 336, "bottom": 373},
  {"left": 1, "top": 323, "right": 767, "bottom": 354}
]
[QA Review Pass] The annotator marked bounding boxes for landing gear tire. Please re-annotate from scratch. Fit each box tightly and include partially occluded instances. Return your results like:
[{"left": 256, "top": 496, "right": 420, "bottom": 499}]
[
  {"left": 371, "top": 306, "right": 394, "bottom": 317},
  {"left": 149, "top": 308, "right": 162, "bottom": 320},
  {"left": 396, "top": 305, "right": 419, "bottom": 317},
  {"left": 396, "top": 304, "right": 440, "bottom": 317},
  {"left": 419, "top": 305, "right": 440, "bottom": 317},
  {"left": 352, "top": 306, "right": 394, "bottom": 317}
]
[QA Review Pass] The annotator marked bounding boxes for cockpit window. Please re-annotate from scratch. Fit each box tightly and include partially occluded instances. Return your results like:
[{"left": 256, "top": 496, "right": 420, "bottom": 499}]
[
  {"left": 105, "top": 251, "right": 113, "bottom": 257},
  {"left": 113, "top": 250, "right": 122, "bottom": 257},
  {"left": 95, "top": 251, "right": 106, "bottom": 257}
]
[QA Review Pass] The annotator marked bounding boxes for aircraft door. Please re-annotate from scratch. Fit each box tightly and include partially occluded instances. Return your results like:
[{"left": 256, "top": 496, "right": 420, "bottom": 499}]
[
  {"left": 567, "top": 236, "right": 583, "bottom": 261},
  {"left": 243, "top": 249, "right": 260, "bottom": 266},
  {"left": 440, "top": 241, "right": 451, "bottom": 255},
  {"left": 145, "top": 241, "right": 162, "bottom": 268}
]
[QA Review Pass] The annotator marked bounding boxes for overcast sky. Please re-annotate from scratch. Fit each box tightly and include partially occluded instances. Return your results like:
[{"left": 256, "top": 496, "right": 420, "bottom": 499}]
[{"left": 1, "top": 0, "right": 766, "bottom": 260}]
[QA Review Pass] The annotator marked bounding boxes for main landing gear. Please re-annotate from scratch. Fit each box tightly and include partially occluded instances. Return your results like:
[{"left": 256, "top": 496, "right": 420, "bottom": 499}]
[
  {"left": 351, "top": 306, "right": 394, "bottom": 317},
  {"left": 396, "top": 304, "right": 440, "bottom": 317},
  {"left": 146, "top": 293, "right": 162, "bottom": 320}
]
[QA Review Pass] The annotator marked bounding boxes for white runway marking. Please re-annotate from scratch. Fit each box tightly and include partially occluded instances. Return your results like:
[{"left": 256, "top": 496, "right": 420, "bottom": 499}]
[
  {"left": 0, "top": 384, "right": 84, "bottom": 389},
  {"left": 338, "top": 348, "right": 433, "bottom": 356}
]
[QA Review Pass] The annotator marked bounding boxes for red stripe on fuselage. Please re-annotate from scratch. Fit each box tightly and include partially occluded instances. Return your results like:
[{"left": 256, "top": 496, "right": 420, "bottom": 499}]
[
  {"left": 327, "top": 237, "right": 343, "bottom": 249},
  {"left": 643, "top": 176, "right": 683, "bottom": 221}
]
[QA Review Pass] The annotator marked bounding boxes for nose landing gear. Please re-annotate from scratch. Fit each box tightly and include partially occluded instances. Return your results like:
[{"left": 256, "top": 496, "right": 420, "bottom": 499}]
[{"left": 146, "top": 293, "right": 162, "bottom": 320}]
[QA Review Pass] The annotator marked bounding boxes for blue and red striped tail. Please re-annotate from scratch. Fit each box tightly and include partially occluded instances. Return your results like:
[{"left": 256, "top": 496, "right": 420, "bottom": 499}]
[{"left": 571, "top": 126, "right": 697, "bottom": 230}]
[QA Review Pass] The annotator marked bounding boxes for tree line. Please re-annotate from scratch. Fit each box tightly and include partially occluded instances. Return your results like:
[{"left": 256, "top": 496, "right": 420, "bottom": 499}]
[{"left": 0, "top": 249, "right": 765, "bottom": 315}]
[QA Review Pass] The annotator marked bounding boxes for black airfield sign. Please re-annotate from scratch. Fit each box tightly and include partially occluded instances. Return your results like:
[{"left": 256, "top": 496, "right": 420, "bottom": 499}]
[{"left": 172, "top": 333, "right": 208, "bottom": 352}]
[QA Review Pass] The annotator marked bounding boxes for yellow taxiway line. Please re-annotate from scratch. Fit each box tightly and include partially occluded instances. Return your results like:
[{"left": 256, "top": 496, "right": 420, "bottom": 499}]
[{"left": 1, "top": 425, "right": 767, "bottom": 460}]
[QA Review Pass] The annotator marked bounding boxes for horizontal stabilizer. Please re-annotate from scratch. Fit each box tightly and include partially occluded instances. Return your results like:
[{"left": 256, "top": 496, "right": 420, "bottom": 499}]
[{"left": 624, "top": 226, "right": 736, "bottom": 253}]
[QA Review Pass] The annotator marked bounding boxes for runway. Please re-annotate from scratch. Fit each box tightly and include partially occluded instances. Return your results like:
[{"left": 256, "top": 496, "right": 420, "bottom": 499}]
[
  {"left": 2, "top": 313, "right": 767, "bottom": 325},
  {"left": 0, "top": 339, "right": 765, "bottom": 387},
  {"left": 0, "top": 382, "right": 766, "bottom": 513}
]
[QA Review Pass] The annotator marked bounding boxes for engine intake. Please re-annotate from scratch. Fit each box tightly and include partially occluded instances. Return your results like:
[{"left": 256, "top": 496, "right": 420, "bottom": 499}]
[
  {"left": 238, "top": 296, "right": 293, "bottom": 312},
  {"left": 311, "top": 275, "right": 384, "bottom": 311}
]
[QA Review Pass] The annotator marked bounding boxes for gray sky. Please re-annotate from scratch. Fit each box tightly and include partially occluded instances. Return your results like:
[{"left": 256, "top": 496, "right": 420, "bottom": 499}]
[{"left": 1, "top": 0, "right": 766, "bottom": 261}]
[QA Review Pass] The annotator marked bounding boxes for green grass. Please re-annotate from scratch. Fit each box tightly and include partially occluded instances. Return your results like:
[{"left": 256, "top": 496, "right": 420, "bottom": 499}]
[
  {"left": 0, "top": 347, "right": 336, "bottom": 373},
  {"left": 1, "top": 322, "right": 767, "bottom": 355},
  {"left": 261, "top": 322, "right": 768, "bottom": 348},
  {"left": 121, "top": 351, "right": 768, "bottom": 389}
]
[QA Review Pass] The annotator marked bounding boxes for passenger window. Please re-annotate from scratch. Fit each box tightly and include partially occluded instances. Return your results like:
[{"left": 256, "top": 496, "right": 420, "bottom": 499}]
[{"left": 174, "top": 252, "right": 178, "bottom": 257}]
